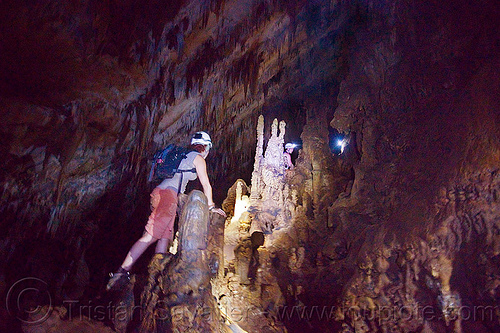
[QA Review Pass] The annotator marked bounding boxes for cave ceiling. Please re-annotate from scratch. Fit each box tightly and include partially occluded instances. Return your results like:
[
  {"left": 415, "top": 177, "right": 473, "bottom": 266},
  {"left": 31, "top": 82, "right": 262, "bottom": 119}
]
[{"left": 0, "top": 0, "right": 499, "bottom": 332}]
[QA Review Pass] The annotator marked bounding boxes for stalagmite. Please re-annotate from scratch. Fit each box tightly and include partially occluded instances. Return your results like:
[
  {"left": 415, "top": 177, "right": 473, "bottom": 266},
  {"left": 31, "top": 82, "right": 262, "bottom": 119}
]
[
  {"left": 139, "top": 190, "right": 226, "bottom": 332},
  {"left": 248, "top": 116, "right": 291, "bottom": 237},
  {"left": 1, "top": 1, "right": 499, "bottom": 332},
  {"left": 250, "top": 115, "right": 265, "bottom": 203}
]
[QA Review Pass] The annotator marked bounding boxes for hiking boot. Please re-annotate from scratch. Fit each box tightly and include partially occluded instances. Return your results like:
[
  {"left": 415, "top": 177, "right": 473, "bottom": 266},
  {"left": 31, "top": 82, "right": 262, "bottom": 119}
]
[{"left": 106, "top": 270, "right": 130, "bottom": 291}]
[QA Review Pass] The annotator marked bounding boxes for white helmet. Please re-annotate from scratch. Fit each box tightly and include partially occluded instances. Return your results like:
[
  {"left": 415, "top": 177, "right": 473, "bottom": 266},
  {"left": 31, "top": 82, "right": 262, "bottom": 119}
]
[
  {"left": 285, "top": 143, "right": 296, "bottom": 149},
  {"left": 191, "top": 131, "right": 212, "bottom": 148}
]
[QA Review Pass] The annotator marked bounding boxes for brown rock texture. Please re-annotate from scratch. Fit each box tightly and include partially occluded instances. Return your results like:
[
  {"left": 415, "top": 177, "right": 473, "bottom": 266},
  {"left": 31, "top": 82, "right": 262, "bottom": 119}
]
[{"left": 0, "top": 0, "right": 499, "bottom": 332}]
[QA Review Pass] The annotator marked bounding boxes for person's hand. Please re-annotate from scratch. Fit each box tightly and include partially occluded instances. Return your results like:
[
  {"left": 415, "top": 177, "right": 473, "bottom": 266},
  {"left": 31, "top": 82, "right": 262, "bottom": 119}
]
[{"left": 209, "top": 206, "right": 226, "bottom": 217}]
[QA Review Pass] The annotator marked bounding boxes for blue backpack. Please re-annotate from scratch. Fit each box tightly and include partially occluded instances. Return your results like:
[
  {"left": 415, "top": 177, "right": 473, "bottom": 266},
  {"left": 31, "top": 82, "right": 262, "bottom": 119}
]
[{"left": 148, "top": 144, "right": 196, "bottom": 183}]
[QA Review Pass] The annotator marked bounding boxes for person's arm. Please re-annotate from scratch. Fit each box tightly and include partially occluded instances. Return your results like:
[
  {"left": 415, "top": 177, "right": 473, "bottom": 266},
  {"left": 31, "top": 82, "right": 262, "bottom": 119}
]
[
  {"left": 193, "top": 154, "right": 226, "bottom": 217},
  {"left": 285, "top": 152, "right": 294, "bottom": 169}
]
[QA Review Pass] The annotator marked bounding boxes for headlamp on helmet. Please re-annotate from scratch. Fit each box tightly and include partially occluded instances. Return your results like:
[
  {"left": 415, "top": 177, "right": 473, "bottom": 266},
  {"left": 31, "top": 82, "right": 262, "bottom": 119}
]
[{"left": 191, "top": 131, "right": 212, "bottom": 149}]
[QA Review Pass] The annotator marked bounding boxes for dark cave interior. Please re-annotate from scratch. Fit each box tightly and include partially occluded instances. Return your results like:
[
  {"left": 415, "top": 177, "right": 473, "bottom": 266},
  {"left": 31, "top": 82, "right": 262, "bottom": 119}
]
[{"left": 0, "top": 0, "right": 499, "bottom": 332}]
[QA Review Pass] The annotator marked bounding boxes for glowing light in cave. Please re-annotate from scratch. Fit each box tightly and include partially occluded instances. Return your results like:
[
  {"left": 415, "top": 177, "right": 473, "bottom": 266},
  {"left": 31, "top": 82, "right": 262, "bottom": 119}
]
[
  {"left": 231, "top": 194, "right": 249, "bottom": 224},
  {"left": 337, "top": 138, "right": 348, "bottom": 154}
]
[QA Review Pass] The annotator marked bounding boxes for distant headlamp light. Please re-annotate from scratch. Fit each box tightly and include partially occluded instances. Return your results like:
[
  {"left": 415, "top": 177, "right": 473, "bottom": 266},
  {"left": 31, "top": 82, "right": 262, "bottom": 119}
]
[{"left": 336, "top": 138, "right": 348, "bottom": 154}]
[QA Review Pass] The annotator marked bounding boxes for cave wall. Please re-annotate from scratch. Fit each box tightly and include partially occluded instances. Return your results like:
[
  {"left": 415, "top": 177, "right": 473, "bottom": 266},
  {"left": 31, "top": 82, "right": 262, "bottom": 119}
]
[
  {"left": 0, "top": 0, "right": 499, "bottom": 332},
  {"left": 0, "top": 0, "right": 349, "bottom": 286},
  {"left": 214, "top": 1, "right": 500, "bottom": 332},
  {"left": 311, "top": 1, "right": 500, "bottom": 332}
]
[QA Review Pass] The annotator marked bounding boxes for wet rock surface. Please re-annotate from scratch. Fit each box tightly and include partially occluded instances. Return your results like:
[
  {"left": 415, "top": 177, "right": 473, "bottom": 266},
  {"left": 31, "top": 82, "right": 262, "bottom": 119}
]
[{"left": 1, "top": 0, "right": 499, "bottom": 332}]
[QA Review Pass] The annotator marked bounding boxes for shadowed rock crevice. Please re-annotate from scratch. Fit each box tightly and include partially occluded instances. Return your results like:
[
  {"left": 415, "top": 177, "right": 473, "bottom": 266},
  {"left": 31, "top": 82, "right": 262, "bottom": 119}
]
[{"left": 0, "top": 0, "right": 499, "bottom": 332}]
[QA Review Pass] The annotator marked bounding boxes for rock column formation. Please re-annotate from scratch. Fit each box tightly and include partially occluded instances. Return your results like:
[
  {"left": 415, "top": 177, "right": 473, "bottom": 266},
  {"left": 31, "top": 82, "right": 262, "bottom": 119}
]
[
  {"left": 1, "top": 1, "right": 499, "bottom": 332},
  {"left": 140, "top": 190, "right": 225, "bottom": 332}
]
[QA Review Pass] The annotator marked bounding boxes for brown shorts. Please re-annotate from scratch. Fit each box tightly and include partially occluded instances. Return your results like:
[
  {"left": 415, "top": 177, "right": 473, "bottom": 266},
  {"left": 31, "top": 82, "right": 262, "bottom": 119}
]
[{"left": 145, "top": 188, "right": 178, "bottom": 240}]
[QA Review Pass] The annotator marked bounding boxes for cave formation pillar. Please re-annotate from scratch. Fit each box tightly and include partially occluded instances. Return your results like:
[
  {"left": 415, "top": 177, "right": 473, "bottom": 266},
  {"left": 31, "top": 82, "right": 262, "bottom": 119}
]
[
  {"left": 156, "top": 190, "right": 225, "bottom": 332},
  {"left": 250, "top": 115, "right": 265, "bottom": 203},
  {"left": 301, "top": 109, "right": 335, "bottom": 224},
  {"left": 248, "top": 116, "right": 290, "bottom": 235},
  {"left": 312, "top": 166, "right": 322, "bottom": 215}
]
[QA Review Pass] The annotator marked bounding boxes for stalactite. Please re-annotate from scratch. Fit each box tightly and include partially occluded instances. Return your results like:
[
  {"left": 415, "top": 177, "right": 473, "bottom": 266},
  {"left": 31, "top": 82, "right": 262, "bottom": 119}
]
[
  {"left": 130, "top": 105, "right": 150, "bottom": 177},
  {"left": 1, "top": 1, "right": 498, "bottom": 332},
  {"left": 185, "top": 39, "right": 224, "bottom": 94}
]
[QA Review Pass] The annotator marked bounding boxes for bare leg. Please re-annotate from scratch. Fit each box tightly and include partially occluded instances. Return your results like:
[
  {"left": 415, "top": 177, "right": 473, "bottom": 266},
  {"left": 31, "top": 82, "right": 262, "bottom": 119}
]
[
  {"left": 155, "top": 238, "right": 170, "bottom": 254},
  {"left": 120, "top": 232, "right": 158, "bottom": 271}
]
